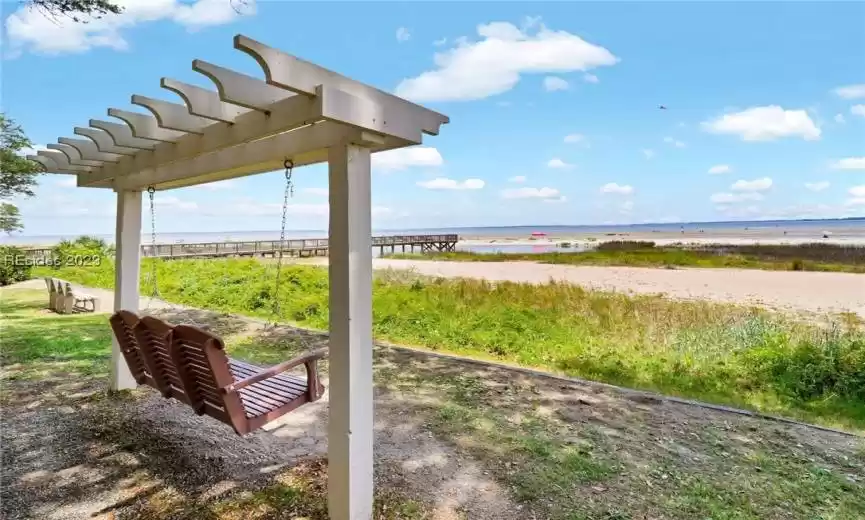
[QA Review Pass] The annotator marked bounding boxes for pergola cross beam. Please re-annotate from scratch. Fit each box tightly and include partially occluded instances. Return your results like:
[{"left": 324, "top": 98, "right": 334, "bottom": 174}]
[{"left": 33, "top": 34, "right": 449, "bottom": 520}]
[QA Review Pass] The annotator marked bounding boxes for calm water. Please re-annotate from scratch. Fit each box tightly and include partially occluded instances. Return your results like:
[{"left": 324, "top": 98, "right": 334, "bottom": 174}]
[{"left": 3, "top": 218, "right": 863, "bottom": 247}]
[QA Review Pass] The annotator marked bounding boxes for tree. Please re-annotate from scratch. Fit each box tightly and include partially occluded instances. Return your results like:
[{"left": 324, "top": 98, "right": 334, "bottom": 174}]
[
  {"left": 0, "top": 203, "right": 24, "bottom": 234},
  {"left": 1, "top": 114, "right": 42, "bottom": 200},
  {"left": 27, "top": 0, "right": 123, "bottom": 22}
]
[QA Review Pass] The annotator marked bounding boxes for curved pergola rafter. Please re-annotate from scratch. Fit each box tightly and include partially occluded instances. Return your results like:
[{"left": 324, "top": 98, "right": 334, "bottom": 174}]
[{"left": 36, "top": 34, "right": 447, "bottom": 192}]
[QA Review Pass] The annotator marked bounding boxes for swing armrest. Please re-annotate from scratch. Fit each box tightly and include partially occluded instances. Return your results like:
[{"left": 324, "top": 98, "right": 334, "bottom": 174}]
[{"left": 223, "top": 348, "right": 328, "bottom": 394}]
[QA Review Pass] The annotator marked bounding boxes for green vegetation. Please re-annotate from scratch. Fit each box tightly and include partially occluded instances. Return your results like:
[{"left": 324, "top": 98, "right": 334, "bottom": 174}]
[
  {"left": 388, "top": 241, "right": 865, "bottom": 273},
  {"left": 3, "top": 288, "right": 864, "bottom": 519},
  {"left": 34, "top": 257, "right": 865, "bottom": 430},
  {"left": 50, "top": 235, "right": 113, "bottom": 267},
  {"left": 0, "top": 245, "right": 32, "bottom": 286}
]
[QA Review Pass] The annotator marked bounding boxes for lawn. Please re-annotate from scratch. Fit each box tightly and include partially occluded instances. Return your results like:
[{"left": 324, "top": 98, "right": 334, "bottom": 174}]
[
  {"left": 34, "top": 258, "right": 865, "bottom": 431},
  {"left": 387, "top": 241, "right": 865, "bottom": 273},
  {"left": 2, "top": 288, "right": 864, "bottom": 520}
]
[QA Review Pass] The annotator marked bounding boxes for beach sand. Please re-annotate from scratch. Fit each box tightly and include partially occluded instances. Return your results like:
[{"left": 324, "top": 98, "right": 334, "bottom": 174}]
[
  {"left": 355, "top": 259, "right": 865, "bottom": 318},
  {"left": 456, "top": 224, "right": 865, "bottom": 248}
]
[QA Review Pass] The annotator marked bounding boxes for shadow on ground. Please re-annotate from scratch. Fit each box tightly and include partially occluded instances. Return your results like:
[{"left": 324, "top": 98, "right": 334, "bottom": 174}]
[{"left": 2, "top": 293, "right": 864, "bottom": 520}]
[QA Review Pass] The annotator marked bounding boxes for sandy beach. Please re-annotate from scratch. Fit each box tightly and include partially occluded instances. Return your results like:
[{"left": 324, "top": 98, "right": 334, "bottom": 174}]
[
  {"left": 456, "top": 224, "right": 865, "bottom": 248},
  {"left": 333, "top": 258, "right": 865, "bottom": 318}
]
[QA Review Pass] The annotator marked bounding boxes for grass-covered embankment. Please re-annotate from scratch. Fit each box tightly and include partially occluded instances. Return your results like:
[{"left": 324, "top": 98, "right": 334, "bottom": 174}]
[
  {"left": 389, "top": 241, "right": 865, "bottom": 273},
  {"left": 35, "top": 258, "right": 865, "bottom": 431}
]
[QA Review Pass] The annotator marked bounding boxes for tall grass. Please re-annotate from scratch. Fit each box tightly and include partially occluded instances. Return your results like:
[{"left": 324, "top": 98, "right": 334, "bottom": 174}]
[
  {"left": 389, "top": 241, "right": 865, "bottom": 273},
  {"left": 35, "top": 258, "right": 865, "bottom": 430}
]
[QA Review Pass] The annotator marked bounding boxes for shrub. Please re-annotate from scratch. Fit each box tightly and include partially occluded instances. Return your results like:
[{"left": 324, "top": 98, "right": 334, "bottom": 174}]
[
  {"left": 596, "top": 240, "right": 656, "bottom": 251},
  {"left": 51, "top": 236, "right": 111, "bottom": 269},
  {"left": 0, "top": 246, "right": 32, "bottom": 286}
]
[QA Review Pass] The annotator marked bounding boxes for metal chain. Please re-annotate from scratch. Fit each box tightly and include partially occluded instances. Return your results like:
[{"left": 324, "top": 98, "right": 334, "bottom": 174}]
[
  {"left": 147, "top": 186, "right": 161, "bottom": 301},
  {"left": 271, "top": 160, "right": 294, "bottom": 319}
]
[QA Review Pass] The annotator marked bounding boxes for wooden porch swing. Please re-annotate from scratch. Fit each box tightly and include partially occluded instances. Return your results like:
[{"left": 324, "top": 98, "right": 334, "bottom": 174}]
[
  {"left": 108, "top": 160, "right": 327, "bottom": 436},
  {"left": 110, "top": 310, "right": 326, "bottom": 435}
]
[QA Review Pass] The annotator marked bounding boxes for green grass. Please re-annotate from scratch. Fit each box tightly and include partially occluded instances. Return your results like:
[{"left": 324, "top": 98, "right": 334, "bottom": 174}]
[
  {"left": 386, "top": 243, "right": 865, "bottom": 273},
  {"left": 3, "top": 288, "right": 864, "bottom": 519},
  {"left": 33, "top": 258, "right": 865, "bottom": 431}
]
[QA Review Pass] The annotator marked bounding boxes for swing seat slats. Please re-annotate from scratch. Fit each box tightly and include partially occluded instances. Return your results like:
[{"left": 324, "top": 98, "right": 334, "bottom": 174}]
[{"left": 108, "top": 311, "right": 327, "bottom": 435}]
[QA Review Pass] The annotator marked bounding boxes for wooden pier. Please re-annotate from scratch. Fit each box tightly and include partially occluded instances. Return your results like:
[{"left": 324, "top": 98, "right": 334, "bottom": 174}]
[{"left": 21, "top": 234, "right": 458, "bottom": 260}]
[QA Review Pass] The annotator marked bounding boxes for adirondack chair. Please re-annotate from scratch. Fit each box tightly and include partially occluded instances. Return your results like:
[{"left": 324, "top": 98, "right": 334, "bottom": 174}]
[
  {"left": 109, "top": 311, "right": 327, "bottom": 435},
  {"left": 44, "top": 277, "right": 58, "bottom": 311}
]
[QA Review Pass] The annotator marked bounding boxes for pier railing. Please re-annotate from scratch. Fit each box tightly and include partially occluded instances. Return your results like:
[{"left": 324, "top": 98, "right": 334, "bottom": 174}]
[{"left": 20, "top": 234, "right": 458, "bottom": 260}]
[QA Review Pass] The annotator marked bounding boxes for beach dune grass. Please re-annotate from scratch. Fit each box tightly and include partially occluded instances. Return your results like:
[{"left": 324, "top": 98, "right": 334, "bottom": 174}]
[
  {"left": 33, "top": 258, "right": 865, "bottom": 431},
  {"left": 389, "top": 241, "right": 865, "bottom": 273}
]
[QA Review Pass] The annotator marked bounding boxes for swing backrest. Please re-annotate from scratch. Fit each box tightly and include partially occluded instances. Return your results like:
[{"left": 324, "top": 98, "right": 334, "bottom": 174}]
[
  {"left": 131, "top": 316, "right": 190, "bottom": 403},
  {"left": 108, "top": 310, "right": 151, "bottom": 385},
  {"left": 170, "top": 324, "right": 246, "bottom": 429}
]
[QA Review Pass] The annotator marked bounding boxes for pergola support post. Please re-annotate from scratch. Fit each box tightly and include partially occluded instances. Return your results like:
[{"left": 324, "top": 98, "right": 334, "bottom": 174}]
[
  {"left": 110, "top": 189, "right": 142, "bottom": 391},
  {"left": 327, "top": 144, "right": 374, "bottom": 520}
]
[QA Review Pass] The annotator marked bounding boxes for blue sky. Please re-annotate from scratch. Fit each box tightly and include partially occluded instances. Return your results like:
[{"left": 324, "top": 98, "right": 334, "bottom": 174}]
[{"left": 2, "top": 0, "right": 864, "bottom": 236}]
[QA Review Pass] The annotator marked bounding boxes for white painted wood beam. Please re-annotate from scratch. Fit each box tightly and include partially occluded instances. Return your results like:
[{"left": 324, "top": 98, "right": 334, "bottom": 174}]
[
  {"left": 46, "top": 143, "right": 105, "bottom": 167},
  {"left": 58, "top": 137, "right": 123, "bottom": 163},
  {"left": 38, "top": 150, "right": 94, "bottom": 172},
  {"left": 83, "top": 89, "right": 321, "bottom": 186},
  {"left": 161, "top": 78, "right": 250, "bottom": 123},
  {"left": 110, "top": 122, "right": 388, "bottom": 191},
  {"left": 89, "top": 120, "right": 158, "bottom": 150},
  {"left": 131, "top": 95, "right": 214, "bottom": 134},
  {"left": 327, "top": 143, "right": 374, "bottom": 520},
  {"left": 236, "top": 35, "right": 449, "bottom": 136},
  {"left": 74, "top": 127, "right": 140, "bottom": 155},
  {"left": 108, "top": 109, "right": 187, "bottom": 143},
  {"left": 111, "top": 189, "right": 141, "bottom": 391},
  {"left": 27, "top": 155, "right": 62, "bottom": 173},
  {"left": 192, "top": 59, "right": 294, "bottom": 112}
]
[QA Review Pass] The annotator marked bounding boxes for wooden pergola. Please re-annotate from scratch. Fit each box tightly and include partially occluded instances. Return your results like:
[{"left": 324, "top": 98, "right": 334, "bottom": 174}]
[{"left": 30, "top": 34, "right": 448, "bottom": 520}]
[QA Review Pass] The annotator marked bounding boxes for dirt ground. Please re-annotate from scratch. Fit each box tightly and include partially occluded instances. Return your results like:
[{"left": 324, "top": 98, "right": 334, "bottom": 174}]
[{"left": 2, "top": 298, "right": 863, "bottom": 520}]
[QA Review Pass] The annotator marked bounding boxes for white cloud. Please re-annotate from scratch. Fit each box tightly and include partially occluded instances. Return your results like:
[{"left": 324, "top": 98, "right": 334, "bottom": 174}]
[
  {"left": 153, "top": 196, "right": 198, "bottom": 212},
  {"left": 701, "top": 106, "right": 821, "bottom": 141},
  {"left": 851, "top": 104, "right": 865, "bottom": 117},
  {"left": 433, "top": 37, "right": 447, "bottom": 46},
  {"left": 708, "top": 164, "right": 731, "bottom": 175},
  {"left": 508, "top": 175, "right": 527, "bottom": 183},
  {"left": 831, "top": 157, "right": 865, "bottom": 170},
  {"left": 303, "top": 187, "right": 329, "bottom": 196},
  {"left": 501, "top": 187, "right": 562, "bottom": 200},
  {"left": 663, "top": 136, "right": 686, "bottom": 148},
  {"left": 835, "top": 113, "right": 846, "bottom": 124},
  {"left": 731, "top": 177, "right": 773, "bottom": 192},
  {"left": 372, "top": 147, "right": 443, "bottom": 171},
  {"left": 583, "top": 73, "right": 599, "bottom": 84},
  {"left": 563, "top": 133, "right": 585, "bottom": 144},
  {"left": 543, "top": 76, "right": 569, "bottom": 91},
  {"left": 846, "top": 186, "right": 865, "bottom": 206},
  {"left": 15, "top": 144, "right": 48, "bottom": 157},
  {"left": 226, "top": 200, "right": 392, "bottom": 218},
  {"left": 641, "top": 149, "right": 655, "bottom": 160},
  {"left": 547, "top": 158, "right": 573, "bottom": 169},
  {"left": 396, "top": 27, "right": 411, "bottom": 42},
  {"left": 833, "top": 84, "right": 865, "bottom": 99},
  {"left": 394, "top": 19, "right": 618, "bottom": 102},
  {"left": 599, "top": 182, "right": 634, "bottom": 195},
  {"left": 804, "top": 182, "right": 830, "bottom": 192},
  {"left": 54, "top": 177, "right": 78, "bottom": 188},
  {"left": 4, "top": 0, "right": 255, "bottom": 56},
  {"left": 417, "top": 177, "right": 485, "bottom": 190},
  {"left": 710, "top": 192, "right": 764, "bottom": 204}
]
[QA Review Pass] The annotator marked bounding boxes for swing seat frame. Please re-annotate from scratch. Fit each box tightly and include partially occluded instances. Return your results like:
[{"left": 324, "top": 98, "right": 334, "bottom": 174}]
[{"left": 110, "top": 310, "right": 327, "bottom": 435}]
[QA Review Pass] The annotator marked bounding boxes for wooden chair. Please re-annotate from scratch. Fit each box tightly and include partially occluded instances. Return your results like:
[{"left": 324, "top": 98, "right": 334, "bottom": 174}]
[
  {"left": 44, "top": 277, "right": 58, "bottom": 311},
  {"left": 109, "top": 311, "right": 327, "bottom": 435}
]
